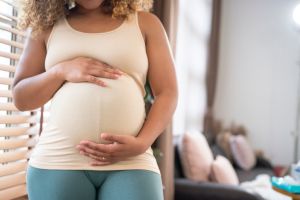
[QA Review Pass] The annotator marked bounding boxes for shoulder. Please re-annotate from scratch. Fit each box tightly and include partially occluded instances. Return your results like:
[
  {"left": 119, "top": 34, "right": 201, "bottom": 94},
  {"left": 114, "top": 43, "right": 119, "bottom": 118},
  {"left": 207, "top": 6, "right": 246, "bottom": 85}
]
[
  {"left": 136, "top": 11, "right": 166, "bottom": 41},
  {"left": 136, "top": 11, "right": 161, "bottom": 24},
  {"left": 24, "top": 28, "right": 48, "bottom": 44},
  {"left": 26, "top": 15, "right": 65, "bottom": 43}
]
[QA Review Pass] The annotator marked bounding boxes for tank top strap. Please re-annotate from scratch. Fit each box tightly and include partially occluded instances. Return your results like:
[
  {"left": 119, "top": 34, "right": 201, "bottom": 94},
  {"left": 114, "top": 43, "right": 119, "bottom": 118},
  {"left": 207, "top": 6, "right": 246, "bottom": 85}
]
[
  {"left": 130, "top": 11, "right": 146, "bottom": 45},
  {"left": 126, "top": 11, "right": 139, "bottom": 27},
  {"left": 46, "top": 16, "right": 65, "bottom": 50}
]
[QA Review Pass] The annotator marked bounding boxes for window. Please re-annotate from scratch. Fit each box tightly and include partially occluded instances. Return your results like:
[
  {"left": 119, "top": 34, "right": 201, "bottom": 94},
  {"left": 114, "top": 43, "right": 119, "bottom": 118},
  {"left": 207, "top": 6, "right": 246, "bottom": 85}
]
[
  {"left": 0, "top": 1, "right": 41, "bottom": 199},
  {"left": 173, "top": 0, "right": 213, "bottom": 135}
]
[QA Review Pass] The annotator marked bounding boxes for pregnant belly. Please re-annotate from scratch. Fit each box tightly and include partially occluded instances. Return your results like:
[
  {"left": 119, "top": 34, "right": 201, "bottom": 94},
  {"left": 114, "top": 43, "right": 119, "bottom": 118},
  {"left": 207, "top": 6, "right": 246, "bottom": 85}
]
[{"left": 46, "top": 74, "right": 146, "bottom": 145}]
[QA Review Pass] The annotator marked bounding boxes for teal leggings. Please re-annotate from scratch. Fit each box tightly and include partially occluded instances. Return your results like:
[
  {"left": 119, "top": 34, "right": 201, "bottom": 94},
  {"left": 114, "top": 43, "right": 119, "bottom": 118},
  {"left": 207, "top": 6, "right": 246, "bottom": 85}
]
[{"left": 26, "top": 165, "right": 164, "bottom": 200}]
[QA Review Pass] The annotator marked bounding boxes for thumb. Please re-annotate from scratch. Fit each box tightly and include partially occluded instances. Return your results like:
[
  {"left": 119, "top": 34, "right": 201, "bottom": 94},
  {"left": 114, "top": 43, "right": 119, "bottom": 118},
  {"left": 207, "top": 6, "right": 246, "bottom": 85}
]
[{"left": 101, "top": 133, "right": 127, "bottom": 144}]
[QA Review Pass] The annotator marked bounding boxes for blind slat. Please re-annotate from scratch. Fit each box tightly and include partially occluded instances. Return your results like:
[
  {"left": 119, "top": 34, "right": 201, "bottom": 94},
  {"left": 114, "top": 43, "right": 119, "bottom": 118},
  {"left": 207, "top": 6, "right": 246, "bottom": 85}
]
[
  {"left": 0, "top": 11, "right": 18, "bottom": 21},
  {"left": 0, "top": 102, "right": 18, "bottom": 111},
  {"left": 0, "top": 77, "right": 13, "bottom": 85},
  {"left": 0, "top": 172, "right": 26, "bottom": 190},
  {"left": 0, "top": 50, "right": 20, "bottom": 60},
  {"left": 0, "top": 17, "right": 16, "bottom": 27},
  {"left": 0, "top": 137, "right": 37, "bottom": 149},
  {"left": 0, "top": 0, "right": 16, "bottom": 8},
  {"left": 0, "top": 63, "right": 16, "bottom": 72},
  {"left": 0, "top": 161, "right": 27, "bottom": 177},
  {"left": 0, "top": 125, "right": 39, "bottom": 137},
  {"left": 0, "top": 149, "right": 32, "bottom": 163},
  {"left": 0, "top": 184, "right": 27, "bottom": 200},
  {"left": 0, "top": 89, "right": 12, "bottom": 98},
  {"left": 0, "top": 114, "right": 39, "bottom": 124},
  {"left": 0, "top": 24, "right": 26, "bottom": 36},
  {"left": 0, "top": 38, "right": 24, "bottom": 49}
]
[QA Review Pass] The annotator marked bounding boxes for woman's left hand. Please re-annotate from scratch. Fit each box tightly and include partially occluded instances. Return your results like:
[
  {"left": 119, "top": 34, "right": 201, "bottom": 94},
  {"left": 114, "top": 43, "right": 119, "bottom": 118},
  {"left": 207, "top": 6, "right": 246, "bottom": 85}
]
[{"left": 76, "top": 133, "right": 149, "bottom": 166}]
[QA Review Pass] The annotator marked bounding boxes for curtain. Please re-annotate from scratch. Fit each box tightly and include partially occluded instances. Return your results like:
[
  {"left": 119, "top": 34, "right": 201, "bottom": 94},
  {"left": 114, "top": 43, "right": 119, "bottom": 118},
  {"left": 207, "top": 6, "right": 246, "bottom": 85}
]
[
  {"left": 152, "top": 1, "right": 179, "bottom": 200},
  {"left": 203, "top": 0, "right": 222, "bottom": 142},
  {"left": 153, "top": 0, "right": 179, "bottom": 55}
]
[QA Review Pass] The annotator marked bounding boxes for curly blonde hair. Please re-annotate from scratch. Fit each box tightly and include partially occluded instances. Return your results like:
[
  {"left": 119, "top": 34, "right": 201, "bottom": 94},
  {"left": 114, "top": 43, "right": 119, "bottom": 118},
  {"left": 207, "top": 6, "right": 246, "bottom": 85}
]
[{"left": 16, "top": 0, "right": 153, "bottom": 37}]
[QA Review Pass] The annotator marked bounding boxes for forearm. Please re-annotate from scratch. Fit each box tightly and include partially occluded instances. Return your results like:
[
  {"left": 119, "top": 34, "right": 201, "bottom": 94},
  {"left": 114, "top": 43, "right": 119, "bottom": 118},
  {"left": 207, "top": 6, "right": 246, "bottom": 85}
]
[
  {"left": 12, "top": 65, "right": 65, "bottom": 111},
  {"left": 137, "top": 90, "right": 178, "bottom": 150}
]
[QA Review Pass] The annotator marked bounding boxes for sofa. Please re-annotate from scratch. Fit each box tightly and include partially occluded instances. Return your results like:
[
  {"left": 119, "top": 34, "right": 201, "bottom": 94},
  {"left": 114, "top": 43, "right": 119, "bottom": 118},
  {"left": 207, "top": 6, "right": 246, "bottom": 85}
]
[{"left": 174, "top": 143, "right": 275, "bottom": 200}]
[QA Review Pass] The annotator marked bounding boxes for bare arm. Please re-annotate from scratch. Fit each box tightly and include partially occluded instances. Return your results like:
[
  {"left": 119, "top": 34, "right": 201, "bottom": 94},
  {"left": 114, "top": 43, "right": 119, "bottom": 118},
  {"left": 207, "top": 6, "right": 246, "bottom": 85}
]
[
  {"left": 135, "top": 11, "right": 178, "bottom": 149},
  {"left": 12, "top": 29, "right": 66, "bottom": 111}
]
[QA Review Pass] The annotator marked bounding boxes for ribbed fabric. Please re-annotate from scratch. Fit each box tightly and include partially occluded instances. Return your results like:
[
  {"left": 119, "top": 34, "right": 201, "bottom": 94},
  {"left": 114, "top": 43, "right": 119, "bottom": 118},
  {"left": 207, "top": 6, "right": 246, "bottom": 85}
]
[{"left": 29, "top": 12, "right": 160, "bottom": 175}]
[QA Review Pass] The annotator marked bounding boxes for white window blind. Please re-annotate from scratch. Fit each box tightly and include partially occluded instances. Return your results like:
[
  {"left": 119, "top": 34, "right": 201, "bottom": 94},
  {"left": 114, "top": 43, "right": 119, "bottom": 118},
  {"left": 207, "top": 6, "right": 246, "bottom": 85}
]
[{"left": 0, "top": 1, "right": 42, "bottom": 199}]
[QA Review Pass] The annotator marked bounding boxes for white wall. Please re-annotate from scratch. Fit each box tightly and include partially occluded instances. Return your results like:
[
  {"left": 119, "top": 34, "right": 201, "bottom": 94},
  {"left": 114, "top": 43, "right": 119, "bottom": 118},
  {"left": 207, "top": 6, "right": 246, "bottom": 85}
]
[{"left": 214, "top": 0, "right": 300, "bottom": 165}]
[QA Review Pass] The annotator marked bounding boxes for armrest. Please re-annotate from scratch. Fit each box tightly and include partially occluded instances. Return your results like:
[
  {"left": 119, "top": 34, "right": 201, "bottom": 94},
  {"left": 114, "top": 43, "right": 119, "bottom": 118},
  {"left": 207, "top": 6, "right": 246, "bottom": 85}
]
[{"left": 175, "top": 178, "right": 264, "bottom": 200}]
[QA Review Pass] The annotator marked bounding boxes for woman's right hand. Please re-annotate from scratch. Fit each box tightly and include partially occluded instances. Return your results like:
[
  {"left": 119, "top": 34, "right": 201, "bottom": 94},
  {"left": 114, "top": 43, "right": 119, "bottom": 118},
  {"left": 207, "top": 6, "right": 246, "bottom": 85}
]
[{"left": 54, "top": 56, "right": 124, "bottom": 87}]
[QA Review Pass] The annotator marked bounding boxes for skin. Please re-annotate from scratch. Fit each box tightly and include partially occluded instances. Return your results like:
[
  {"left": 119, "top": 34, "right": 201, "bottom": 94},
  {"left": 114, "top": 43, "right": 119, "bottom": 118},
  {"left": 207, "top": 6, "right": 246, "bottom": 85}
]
[{"left": 12, "top": 0, "right": 178, "bottom": 166}]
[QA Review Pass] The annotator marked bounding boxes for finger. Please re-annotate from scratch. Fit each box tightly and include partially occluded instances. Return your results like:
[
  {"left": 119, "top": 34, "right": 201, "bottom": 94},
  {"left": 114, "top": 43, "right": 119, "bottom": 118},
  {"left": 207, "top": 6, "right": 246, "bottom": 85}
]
[
  {"left": 80, "top": 140, "right": 117, "bottom": 154},
  {"left": 88, "top": 65, "right": 120, "bottom": 79},
  {"left": 77, "top": 145, "right": 111, "bottom": 158},
  {"left": 79, "top": 149, "right": 113, "bottom": 163},
  {"left": 102, "top": 65, "right": 125, "bottom": 75},
  {"left": 85, "top": 75, "right": 107, "bottom": 87},
  {"left": 91, "top": 60, "right": 125, "bottom": 75},
  {"left": 95, "top": 69, "right": 121, "bottom": 79},
  {"left": 90, "top": 64, "right": 123, "bottom": 77},
  {"left": 79, "top": 140, "right": 101, "bottom": 150},
  {"left": 91, "top": 60, "right": 114, "bottom": 70},
  {"left": 101, "top": 133, "right": 127, "bottom": 144},
  {"left": 83, "top": 151, "right": 113, "bottom": 162},
  {"left": 103, "top": 67, "right": 124, "bottom": 76}
]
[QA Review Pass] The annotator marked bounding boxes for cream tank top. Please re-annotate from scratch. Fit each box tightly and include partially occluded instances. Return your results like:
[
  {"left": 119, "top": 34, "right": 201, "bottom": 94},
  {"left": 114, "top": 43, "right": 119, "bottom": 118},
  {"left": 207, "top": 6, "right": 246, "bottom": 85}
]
[{"left": 28, "top": 11, "right": 160, "bottom": 174}]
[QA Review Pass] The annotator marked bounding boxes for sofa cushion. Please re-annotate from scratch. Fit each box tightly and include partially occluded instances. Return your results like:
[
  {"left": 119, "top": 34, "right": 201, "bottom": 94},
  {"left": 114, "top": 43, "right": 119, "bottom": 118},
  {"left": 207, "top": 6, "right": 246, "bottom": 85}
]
[
  {"left": 178, "top": 131, "right": 214, "bottom": 181},
  {"left": 211, "top": 155, "right": 239, "bottom": 185},
  {"left": 229, "top": 135, "right": 256, "bottom": 170}
]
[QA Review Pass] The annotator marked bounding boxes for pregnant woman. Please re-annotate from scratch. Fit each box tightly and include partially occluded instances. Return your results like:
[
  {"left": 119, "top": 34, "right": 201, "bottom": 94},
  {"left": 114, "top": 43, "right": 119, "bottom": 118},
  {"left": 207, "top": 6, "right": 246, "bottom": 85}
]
[{"left": 12, "top": 0, "right": 178, "bottom": 199}]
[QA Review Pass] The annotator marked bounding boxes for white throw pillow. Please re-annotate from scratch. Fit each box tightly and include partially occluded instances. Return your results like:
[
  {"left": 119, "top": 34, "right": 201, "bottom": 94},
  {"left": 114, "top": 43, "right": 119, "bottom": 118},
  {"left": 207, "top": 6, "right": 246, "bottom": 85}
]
[{"left": 178, "top": 130, "right": 214, "bottom": 181}]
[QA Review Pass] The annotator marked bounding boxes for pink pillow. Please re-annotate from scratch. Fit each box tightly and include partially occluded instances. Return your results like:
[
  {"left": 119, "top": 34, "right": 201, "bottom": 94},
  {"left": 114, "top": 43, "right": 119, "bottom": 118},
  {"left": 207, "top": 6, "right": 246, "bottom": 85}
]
[
  {"left": 211, "top": 155, "right": 239, "bottom": 185},
  {"left": 178, "top": 131, "right": 214, "bottom": 181},
  {"left": 229, "top": 135, "right": 256, "bottom": 170}
]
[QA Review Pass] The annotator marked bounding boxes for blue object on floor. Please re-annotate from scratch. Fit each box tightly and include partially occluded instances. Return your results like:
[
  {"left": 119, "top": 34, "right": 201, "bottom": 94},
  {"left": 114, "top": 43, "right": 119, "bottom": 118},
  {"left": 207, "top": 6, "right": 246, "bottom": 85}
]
[{"left": 271, "top": 176, "right": 300, "bottom": 194}]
